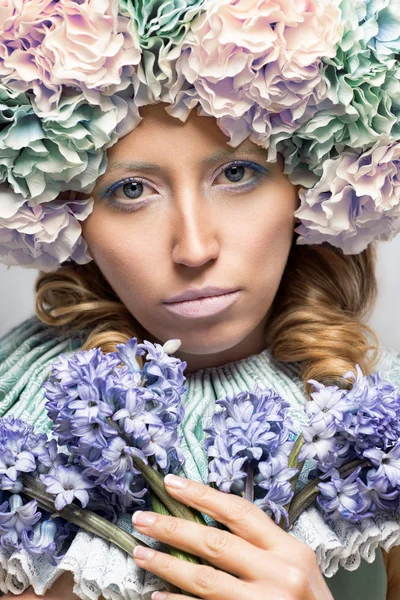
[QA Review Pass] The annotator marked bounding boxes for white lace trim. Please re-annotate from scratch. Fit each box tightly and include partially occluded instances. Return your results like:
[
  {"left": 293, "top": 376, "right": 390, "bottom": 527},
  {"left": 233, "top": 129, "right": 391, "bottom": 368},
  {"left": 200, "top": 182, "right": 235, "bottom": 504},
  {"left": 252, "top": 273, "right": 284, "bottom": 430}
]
[
  {"left": 291, "top": 506, "right": 400, "bottom": 577},
  {"left": 0, "top": 524, "right": 170, "bottom": 599},
  {"left": 0, "top": 506, "right": 399, "bottom": 598}
]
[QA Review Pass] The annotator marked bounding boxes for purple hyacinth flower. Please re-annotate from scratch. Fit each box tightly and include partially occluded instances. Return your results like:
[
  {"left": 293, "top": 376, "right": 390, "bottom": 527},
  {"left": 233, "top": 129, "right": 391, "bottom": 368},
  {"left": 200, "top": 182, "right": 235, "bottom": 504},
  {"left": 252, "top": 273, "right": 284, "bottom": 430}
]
[
  {"left": 208, "top": 456, "right": 248, "bottom": 494},
  {"left": 113, "top": 338, "right": 142, "bottom": 374},
  {"left": 140, "top": 423, "right": 177, "bottom": 470},
  {"left": 356, "top": 473, "right": 399, "bottom": 515},
  {"left": 317, "top": 467, "right": 363, "bottom": 522},
  {"left": 299, "top": 418, "right": 338, "bottom": 466},
  {"left": 101, "top": 438, "right": 144, "bottom": 478},
  {"left": 21, "top": 518, "right": 70, "bottom": 566},
  {"left": 69, "top": 380, "right": 113, "bottom": 423},
  {"left": 305, "top": 381, "right": 350, "bottom": 426},
  {"left": 37, "top": 439, "right": 69, "bottom": 472},
  {"left": 364, "top": 442, "right": 400, "bottom": 488},
  {"left": 0, "top": 495, "right": 41, "bottom": 550},
  {"left": 40, "top": 466, "right": 95, "bottom": 510},
  {"left": 112, "top": 388, "right": 150, "bottom": 434},
  {"left": 0, "top": 448, "right": 36, "bottom": 488},
  {"left": 70, "top": 417, "right": 117, "bottom": 448}
]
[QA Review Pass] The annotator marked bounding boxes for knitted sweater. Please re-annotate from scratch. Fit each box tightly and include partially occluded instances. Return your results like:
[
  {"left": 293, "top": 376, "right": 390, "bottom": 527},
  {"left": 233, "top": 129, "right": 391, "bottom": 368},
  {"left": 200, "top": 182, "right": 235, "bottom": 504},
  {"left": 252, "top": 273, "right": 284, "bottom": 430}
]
[{"left": 1, "top": 316, "right": 400, "bottom": 600}]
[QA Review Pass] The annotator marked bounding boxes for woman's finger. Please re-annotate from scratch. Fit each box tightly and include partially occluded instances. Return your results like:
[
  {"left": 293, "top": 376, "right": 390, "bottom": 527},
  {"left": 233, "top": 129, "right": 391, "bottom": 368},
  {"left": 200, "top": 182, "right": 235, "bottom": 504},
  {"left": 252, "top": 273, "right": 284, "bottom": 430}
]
[
  {"left": 163, "top": 474, "right": 287, "bottom": 550},
  {"left": 151, "top": 594, "right": 200, "bottom": 600},
  {"left": 133, "top": 545, "right": 253, "bottom": 600},
  {"left": 132, "top": 510, "right": 272, "bottom": 579}
]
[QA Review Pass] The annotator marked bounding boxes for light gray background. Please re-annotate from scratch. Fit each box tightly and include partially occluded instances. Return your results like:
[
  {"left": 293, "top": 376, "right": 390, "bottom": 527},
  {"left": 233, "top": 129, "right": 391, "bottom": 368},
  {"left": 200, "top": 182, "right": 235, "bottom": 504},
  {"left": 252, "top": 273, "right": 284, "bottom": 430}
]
[{"left": 1, "top": 238, "right": 400, "bottom": 352}]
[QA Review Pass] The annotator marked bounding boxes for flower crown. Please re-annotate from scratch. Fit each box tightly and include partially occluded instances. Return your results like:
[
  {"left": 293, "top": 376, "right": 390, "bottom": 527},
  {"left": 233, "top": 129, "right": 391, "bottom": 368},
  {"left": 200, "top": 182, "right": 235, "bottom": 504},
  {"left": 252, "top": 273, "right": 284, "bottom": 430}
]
[{"left": 1, "top": 0, "right": 400, "bottom": 271}]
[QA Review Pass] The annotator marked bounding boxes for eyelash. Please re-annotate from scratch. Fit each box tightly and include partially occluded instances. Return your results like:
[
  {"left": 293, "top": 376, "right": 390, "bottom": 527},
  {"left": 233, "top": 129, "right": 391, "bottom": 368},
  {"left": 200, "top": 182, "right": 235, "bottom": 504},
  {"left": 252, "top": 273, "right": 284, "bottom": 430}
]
[{"left": 102, "top": 160, "right": 270, "bottom": 213}]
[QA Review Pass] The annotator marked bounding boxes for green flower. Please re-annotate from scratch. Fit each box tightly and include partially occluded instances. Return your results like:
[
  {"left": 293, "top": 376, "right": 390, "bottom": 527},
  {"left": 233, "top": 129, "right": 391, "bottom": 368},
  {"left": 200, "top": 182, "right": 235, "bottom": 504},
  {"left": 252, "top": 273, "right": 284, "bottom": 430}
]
[
  {"left": 120, "top": 0, "right": 207, "bottom": 100},
  {"left": 0, "top": 84, "right": 137, "bottom": 205},
  {"left": 120, "top": 0, "right": 205, "bottom": 47},
  {"left": 275, "top": 0, "right": 400, "bottom": 187}
]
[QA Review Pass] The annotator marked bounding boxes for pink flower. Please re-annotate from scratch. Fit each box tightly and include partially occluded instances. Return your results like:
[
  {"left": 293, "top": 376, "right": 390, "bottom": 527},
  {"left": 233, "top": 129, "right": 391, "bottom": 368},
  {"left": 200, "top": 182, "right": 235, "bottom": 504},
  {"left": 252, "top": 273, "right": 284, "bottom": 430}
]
[
  {"left": 0, "top": 0, "right": 141, "bottom": 113},
  {"left": 165, "top": 0, "right": 343, "bottom": 149},
  {"left": 0, "top": 187, "right": 94, "bottom": 271}
]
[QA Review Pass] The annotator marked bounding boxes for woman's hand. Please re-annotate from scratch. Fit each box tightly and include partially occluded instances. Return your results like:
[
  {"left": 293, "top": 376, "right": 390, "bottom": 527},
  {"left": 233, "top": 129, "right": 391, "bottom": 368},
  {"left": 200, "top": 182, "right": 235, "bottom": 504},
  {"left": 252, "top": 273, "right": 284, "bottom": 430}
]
[{"left": 132, "top": 474, "right": 334, "bottom": 600}]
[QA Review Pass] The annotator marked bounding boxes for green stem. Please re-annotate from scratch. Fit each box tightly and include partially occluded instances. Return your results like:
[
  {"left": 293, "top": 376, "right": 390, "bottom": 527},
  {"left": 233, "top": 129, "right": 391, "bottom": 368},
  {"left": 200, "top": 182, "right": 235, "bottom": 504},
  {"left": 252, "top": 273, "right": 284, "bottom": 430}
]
[
  {"left": 244, "top": 462, "right": 254, "bottom": 504},
  {"left": 150, "top": 492, "right": 201, "bottom": 566},
  {"left": 287, "top": 434, "right": 306, "bottom": 498},
  {"left": 21, "top": 476, "right": 185, "bottom": 596},
  {"left": 287, "top": 458, "right": 369, "bottom": 528},
  {"left": 21, "top": 474, "right": 149, "bottom": 555},
  {"left": 278, "top": 434, "right": 305, "bottom": 530},
  {"left": 106, "top": 418, "right": 207, "bottom": 526}
]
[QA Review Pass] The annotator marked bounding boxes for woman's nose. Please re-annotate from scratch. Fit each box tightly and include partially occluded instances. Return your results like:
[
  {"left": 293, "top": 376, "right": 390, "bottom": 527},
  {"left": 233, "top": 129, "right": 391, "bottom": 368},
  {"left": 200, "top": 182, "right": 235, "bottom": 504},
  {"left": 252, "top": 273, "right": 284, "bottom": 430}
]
[{"left": 170, "top": 196, "right": 220, "bottom": 268}]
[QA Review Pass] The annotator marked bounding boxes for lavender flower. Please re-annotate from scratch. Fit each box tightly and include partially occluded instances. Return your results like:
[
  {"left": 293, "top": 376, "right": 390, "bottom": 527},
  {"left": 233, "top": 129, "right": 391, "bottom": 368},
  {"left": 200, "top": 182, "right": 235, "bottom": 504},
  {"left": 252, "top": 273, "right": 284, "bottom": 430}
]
[
  {"left": 0, "top": 495, "right": 41, "bottom": 550},
  {"left": 44, "top": 336, "right": 187, "bottom": 513},
  {"left": 317, "top": 468, "right": 364, "bottom": 523},
  {"left": 40, "top": 466, "right": 95, "bottom": 510},
  {"left": 205, "top": 384, "right": 297, "bottom": 523},
  {"left": 256, "top": 460, "right": 298, "bottom": 526},
  {"left": 21, "top": 518, "right": 71, "bottom": 566},
  {"left": 364, "top": 443, "right": 400, "bottom": 488}
]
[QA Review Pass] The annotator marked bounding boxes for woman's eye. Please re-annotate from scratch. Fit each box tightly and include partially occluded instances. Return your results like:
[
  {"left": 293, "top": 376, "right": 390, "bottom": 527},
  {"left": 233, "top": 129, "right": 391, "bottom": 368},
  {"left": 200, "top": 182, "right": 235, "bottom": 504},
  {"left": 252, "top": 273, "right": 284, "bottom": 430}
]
[
  {"left": 214, "top": 163, "right": 257, "bottom": 186},
  {"left": 104, "top": 178, "right": 156, "bottom": 206},
  {"left": 103, "top": 160, "right": 269, "bottom": 211}
]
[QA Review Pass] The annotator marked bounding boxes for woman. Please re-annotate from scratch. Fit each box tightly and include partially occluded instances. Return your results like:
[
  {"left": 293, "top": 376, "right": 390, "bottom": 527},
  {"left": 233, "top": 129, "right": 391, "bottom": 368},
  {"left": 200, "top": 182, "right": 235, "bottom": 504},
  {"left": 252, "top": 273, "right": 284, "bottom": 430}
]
[{"left": 1, "top": 1, "right": 400, "bottom": 598}]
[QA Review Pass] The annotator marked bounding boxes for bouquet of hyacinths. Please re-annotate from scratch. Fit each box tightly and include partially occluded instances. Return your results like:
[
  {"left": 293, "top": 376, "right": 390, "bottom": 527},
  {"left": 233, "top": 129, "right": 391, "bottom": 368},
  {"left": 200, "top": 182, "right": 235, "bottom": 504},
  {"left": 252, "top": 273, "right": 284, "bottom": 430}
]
[
  {"left": 0, "top": 337, "right": 206, "bottom": 581},
  {"left": 205, "top": 366, "right": 400, "bottom": 530},
  {"left": 1, "top": 336, "right": 400, "bottom": 574}
]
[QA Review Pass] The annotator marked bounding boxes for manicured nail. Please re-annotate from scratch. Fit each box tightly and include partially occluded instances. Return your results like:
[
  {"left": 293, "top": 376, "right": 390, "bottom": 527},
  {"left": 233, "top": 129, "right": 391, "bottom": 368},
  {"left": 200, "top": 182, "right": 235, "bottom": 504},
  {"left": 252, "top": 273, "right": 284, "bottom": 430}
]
[
  {"left": 132, "top": 511, "right": 157, "bottom": 526},
  {"left": 152, "top": 593, "right": 168, "bottom": 600},
  {"left": 133, "top": 546, "right": 155, "bottom": 561},
  {"left": 164, "top": 474, "right": 189, "bottom": 489}
]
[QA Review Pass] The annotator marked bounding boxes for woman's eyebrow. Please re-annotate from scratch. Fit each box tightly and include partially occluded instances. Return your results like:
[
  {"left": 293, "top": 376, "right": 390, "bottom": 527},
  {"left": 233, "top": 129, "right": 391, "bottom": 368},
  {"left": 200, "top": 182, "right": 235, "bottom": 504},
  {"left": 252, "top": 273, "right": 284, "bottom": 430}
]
[{"left": 106, "top": 146, "right": 268, "bottom": 174}]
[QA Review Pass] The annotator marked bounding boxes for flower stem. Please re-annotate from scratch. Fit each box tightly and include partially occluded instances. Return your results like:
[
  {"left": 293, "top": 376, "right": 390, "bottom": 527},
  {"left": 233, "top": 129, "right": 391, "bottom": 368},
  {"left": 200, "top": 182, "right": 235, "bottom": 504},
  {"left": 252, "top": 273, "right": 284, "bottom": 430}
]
[
  {"left": 244, "top": 461, "right": 254, "bottom": 504},
  {"left": 287, "top": 458, "right": 369, "bottom": 528},
  {"left": 22, "top": 476, "right": 181, "bottom": 596},
  {"left": 106, "top": 418, "right": 207, "bottom": 526},
  {"left": 150, "top": 492, "right": 201, "bottom": 566},
  {"left": 21, "top": 474, "right": 149, "bottom": 555}
]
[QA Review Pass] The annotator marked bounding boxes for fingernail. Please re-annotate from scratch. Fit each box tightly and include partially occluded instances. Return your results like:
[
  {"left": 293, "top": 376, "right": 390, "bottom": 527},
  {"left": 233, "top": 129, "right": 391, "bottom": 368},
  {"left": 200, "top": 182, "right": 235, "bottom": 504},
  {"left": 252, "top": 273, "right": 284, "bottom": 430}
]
[
  {"left": 152, "top": 593, "right": 168, "bottom": 600},
  {"left": 133, "top": 546, "right": 155, "bottom": 561},
  {"left": 164, "top": 474, "right": 188, "bottom": 489},
  {"left": 132, "top": 511, "right": 157, "bottom": 526}
]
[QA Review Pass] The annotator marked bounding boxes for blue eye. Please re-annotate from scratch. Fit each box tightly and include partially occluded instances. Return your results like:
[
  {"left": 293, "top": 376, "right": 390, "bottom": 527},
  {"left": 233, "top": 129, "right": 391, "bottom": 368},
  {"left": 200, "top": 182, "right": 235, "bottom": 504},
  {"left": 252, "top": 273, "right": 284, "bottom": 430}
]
[{"left": 102, "top": 160, "right": 270, "bottom": 213}]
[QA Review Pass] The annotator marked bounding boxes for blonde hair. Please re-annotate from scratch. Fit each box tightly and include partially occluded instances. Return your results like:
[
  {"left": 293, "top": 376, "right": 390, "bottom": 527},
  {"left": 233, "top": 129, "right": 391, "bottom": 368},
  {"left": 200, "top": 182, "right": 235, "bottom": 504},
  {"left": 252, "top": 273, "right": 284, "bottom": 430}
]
[{"left": 34, "top": 239, "right": 381, "bottom": 397}]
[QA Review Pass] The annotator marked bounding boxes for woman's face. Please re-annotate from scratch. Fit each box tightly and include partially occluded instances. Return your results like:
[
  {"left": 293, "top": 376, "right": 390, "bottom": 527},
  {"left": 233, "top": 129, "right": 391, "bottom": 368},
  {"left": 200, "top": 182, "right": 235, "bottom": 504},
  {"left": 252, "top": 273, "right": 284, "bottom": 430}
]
[{"left": 81, "top": 103, "right": 299, "bottom": 372}]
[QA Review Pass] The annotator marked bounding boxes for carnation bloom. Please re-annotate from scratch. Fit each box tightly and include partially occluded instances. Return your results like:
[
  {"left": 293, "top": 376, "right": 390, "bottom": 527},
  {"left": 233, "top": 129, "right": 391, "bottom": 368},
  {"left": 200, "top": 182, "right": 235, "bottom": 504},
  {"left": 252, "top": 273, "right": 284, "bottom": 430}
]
[
  {"left": 294, "top": 137, "right": 400, "bottom": 253},
  {"left": 167, "top": 0, "right": 343, "bottom": 150},
  {"left": 0, "top": 0, "right": 141, "bottom": 113}
]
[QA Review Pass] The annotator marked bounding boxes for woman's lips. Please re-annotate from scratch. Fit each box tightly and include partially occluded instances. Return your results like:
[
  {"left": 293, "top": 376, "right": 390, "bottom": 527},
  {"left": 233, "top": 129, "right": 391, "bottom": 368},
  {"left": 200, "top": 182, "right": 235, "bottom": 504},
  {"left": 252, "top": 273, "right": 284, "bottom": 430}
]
[{"left": 162, "top": 290, "right": 241, "bottom": 319}]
